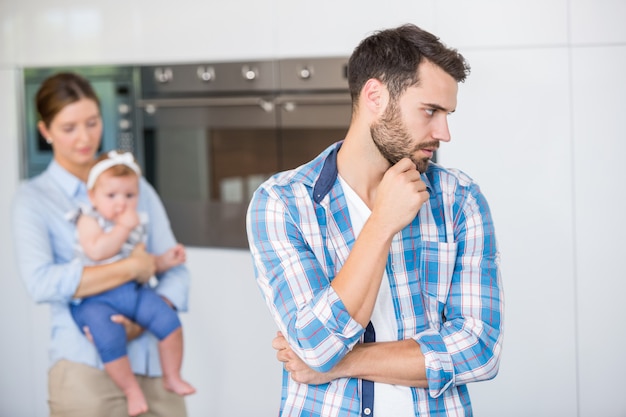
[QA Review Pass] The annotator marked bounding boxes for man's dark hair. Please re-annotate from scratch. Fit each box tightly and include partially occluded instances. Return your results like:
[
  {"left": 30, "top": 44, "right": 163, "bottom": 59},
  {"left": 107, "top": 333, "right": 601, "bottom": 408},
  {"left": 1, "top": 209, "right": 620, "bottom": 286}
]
[{"left": 347, "top": 23, "right": 470, "bottom": 108}]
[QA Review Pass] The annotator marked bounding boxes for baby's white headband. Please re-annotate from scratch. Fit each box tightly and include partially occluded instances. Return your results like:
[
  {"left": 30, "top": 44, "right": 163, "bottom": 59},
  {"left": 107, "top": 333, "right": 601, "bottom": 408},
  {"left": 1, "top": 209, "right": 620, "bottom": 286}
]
[{"left": 87, "top": 150, "right": 141, "bottom": 190}]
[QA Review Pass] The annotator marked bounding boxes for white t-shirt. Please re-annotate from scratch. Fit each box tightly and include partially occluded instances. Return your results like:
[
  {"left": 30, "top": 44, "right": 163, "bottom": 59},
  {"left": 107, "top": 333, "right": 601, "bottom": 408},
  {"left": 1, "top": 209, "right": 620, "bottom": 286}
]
[{"left": 338, "top": 175, "right": 415, "bottom": 417}]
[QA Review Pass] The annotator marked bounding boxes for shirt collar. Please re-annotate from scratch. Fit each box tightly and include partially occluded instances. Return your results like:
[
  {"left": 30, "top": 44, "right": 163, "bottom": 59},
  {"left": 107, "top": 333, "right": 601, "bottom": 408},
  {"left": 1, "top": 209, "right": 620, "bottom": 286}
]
[
  {"left": 47, "top": 160, "right": 88, "bottom": 199},
  {"left": 313, "top": 142, "right": 342, "bottom": 203},
  {"left": 422, "top": 168, "right": 434, "bottom": 194},
  {"left": 312, "top": 142, "right": 435, "bottom": 203}
]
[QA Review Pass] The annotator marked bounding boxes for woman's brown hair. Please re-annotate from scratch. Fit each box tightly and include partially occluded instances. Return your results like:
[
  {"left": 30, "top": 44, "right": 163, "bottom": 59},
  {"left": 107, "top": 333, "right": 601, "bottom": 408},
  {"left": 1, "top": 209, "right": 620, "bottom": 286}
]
[{"left": 35, "top": 72, "right": 100, "bottom": 127}]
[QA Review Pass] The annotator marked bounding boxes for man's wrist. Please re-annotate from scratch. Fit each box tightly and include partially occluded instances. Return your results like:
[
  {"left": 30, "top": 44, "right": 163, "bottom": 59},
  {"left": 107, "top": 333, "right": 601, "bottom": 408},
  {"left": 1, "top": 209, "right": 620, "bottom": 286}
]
[{"left": 332, "top": 347, "right": 357, "bottom": 380}]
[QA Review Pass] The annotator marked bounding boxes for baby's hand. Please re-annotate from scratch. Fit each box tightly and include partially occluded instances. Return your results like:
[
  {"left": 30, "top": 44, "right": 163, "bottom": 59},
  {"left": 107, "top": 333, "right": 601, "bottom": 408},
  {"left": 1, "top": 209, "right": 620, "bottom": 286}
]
[
  {"left": 169, "top": 243, "right": 187, "bottom": 264},
  {"left": 117, "top": 208, "right": 140, "bottom": 230},
  {"left": 156, "top": 243, "right": 187, "bottom": 272}
]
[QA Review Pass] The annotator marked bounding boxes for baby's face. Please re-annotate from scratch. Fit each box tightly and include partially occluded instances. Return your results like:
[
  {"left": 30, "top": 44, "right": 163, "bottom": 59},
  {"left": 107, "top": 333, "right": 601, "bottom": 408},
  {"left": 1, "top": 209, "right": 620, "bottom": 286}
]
[{"left": 89, "top": 170, "right": 139, "bottom": 221}]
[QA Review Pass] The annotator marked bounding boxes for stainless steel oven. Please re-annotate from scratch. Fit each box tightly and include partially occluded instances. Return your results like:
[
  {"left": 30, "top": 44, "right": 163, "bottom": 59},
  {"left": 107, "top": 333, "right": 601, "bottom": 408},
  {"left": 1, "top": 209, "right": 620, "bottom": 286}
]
[{"left": 137, "top": 57, "right": 351, "bottom": 249}]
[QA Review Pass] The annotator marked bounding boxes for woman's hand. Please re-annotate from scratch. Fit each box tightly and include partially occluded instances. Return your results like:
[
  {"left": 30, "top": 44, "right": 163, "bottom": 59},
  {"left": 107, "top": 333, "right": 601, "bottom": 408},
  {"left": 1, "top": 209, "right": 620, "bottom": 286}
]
[
  {"left": 83, "top": 314, "right": 144, "bottom": 342},
  {"left": 273, "top": 331, "right": 336, "bottom": 385},
  {"left": 128, "top": 243, "right": 156, "bottom": 284}
]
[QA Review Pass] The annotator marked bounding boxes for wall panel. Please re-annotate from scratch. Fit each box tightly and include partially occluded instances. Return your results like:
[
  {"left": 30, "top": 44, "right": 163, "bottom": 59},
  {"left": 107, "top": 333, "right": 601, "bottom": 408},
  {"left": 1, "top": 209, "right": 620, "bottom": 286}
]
[
  {"left": 0, "top": 68, "right": 48, "bottom": 417},
  {"left": 570, "top": 0, "right": 626, "bottom": 44},
  {"left": 433, "top": 0, "right": 569, "bottom": 48},
  {"left": 273, "top": 0, "right": 436, "bottom": 58},
  {"left": 572, "top": 45, "right": 626, "bottom": 417},
  {"left": 438, "top": 47, "right": 577, "bottom": 416}
]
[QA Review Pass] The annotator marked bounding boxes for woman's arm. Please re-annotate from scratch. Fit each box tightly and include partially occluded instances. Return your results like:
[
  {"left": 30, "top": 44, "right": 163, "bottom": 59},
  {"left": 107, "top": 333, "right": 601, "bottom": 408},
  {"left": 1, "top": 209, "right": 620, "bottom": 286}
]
[
  {"left": 73, "top": 243, "right": 156, "bottom": 298},
  {"left": 13, "top": 184, "right": 144, "bottom": 303}
]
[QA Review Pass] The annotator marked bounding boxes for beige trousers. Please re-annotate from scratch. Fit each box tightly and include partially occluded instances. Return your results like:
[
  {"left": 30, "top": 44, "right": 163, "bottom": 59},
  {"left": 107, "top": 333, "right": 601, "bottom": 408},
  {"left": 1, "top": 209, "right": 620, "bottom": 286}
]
[{"left": 48, "top": 359, "right": 187, "bottom": 417}]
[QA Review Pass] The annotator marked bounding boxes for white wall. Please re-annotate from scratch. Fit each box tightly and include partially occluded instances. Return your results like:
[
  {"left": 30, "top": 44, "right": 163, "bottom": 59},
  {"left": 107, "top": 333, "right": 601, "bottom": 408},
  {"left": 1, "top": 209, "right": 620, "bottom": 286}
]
[{"left": 1, "top": 1, "right": 625, "bottom": 416}]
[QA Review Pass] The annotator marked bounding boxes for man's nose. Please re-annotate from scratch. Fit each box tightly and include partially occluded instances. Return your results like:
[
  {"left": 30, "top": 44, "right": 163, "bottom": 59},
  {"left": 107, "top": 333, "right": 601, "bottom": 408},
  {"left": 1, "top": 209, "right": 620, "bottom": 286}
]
[{"left": 433, "top": 116, "right": 451, "bottom": 142}]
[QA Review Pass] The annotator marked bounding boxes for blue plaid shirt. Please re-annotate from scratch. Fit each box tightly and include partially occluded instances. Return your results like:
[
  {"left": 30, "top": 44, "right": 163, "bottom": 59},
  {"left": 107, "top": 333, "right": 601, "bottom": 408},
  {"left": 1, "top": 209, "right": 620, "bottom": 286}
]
[{"left": 247, "top": 142, "right": 504, "bottom": 416}]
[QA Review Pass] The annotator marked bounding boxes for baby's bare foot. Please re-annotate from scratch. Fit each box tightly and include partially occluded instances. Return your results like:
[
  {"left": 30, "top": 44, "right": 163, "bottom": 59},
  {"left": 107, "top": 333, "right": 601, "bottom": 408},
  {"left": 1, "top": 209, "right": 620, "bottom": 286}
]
[
  {"left": 164, "top": 377, "right": 196, "bottom": 396},
  {"left": 126, "top": 389, "right": 148, "bottom": 416}
]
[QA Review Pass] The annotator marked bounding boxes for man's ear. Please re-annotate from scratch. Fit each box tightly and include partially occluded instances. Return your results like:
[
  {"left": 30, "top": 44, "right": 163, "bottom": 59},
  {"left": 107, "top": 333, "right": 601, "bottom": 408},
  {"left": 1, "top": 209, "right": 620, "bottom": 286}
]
[{"left": 361, "top": 78, "right": 389, "bottom": 117}]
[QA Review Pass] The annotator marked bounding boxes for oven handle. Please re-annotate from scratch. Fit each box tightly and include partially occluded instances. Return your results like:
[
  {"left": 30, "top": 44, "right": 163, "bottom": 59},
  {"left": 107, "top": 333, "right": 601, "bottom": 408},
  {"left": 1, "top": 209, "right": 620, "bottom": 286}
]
[
  {"left": 136, "top": 93, "right": 351, "bottom": 114},
  {"left": 274, "top": 93, "right": 351, "bottom": 106},
  {"left": 137, "top": 94, "right": 350, "bottom": 107},
  {"left": 136, "top": 97, "right": 276, "bottom": 113}
]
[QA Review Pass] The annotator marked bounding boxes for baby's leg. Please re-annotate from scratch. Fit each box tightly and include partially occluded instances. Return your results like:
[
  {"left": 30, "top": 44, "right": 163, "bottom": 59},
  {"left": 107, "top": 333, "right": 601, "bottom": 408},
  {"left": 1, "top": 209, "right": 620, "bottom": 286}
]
[
  {"left": 105, "top": 356, "right": 149, "bottom": 416},
  {"left": 72, "top": 287, "right": 150, "bottom": 415},
  {"left": 159, "top": 327, "right": 196, "bottom": 396},
  {"left": 135, "top": 288, "right": 195, "bottom": 396}
]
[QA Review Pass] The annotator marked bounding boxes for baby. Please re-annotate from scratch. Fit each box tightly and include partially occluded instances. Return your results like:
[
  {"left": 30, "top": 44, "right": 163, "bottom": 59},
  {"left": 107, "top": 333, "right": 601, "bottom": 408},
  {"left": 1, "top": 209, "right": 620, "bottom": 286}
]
[{"left": 69, "top": 150, "right": 194, "bottom": 416}]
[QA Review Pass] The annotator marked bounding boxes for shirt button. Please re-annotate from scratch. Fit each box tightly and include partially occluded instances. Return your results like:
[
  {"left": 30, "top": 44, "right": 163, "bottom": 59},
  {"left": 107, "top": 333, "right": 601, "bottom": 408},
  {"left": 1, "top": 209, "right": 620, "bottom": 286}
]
[{"left": 364, "top": 408, "right": 371, "bottom": 415}]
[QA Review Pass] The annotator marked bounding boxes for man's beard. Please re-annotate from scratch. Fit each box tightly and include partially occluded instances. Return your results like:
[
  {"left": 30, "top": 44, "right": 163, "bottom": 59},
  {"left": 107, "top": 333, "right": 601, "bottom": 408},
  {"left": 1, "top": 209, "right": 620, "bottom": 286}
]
[{"left": 370, "top": 103, "right": 434, "bottom": 174}]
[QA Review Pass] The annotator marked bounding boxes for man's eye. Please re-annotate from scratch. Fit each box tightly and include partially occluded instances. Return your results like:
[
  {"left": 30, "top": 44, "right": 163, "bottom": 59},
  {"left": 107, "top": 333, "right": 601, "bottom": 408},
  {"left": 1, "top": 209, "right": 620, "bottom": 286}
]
[{"left": 425, "top": 108, "right": 435, "bottom": 116}]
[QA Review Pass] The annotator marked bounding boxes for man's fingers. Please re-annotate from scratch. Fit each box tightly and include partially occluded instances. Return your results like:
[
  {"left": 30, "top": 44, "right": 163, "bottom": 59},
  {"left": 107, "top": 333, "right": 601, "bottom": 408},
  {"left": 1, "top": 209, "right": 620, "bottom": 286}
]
[
  {"left": 391, "top": 157, "right": 417, "bottom": 173},
  {"left": 272, "top": 332, "right": 288, "bottom": 350}
]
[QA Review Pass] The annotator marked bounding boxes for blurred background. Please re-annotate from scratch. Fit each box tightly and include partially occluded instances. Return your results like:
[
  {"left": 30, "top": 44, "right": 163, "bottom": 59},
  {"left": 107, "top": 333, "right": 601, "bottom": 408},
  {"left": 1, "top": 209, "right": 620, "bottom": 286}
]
[{"left": 1, "top": 1, "right": 624, "bottom": 416}]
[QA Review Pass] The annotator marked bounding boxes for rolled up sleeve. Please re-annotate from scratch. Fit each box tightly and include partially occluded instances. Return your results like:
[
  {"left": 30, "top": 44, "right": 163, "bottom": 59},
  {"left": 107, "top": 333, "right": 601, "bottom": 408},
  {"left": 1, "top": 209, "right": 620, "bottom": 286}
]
[
  {"left": 415, "top": 182, "right": 504, "bottom": 398},
  {"left": 248, "top": 185, "right": 363, "bottom": 372}
]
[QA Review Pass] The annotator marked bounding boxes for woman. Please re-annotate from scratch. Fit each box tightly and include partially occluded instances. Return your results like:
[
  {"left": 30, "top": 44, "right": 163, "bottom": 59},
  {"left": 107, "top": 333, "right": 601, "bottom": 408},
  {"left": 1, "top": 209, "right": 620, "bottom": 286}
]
[{"left": 12, "top": 72, "right": 190, "bottom": 417}]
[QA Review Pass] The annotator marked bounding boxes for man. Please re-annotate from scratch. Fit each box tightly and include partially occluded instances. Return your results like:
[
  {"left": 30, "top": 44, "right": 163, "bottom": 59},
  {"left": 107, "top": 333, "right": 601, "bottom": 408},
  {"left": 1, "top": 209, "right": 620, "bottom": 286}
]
[{"left": 246, "top": 23, "right": 503, "bottom": 417}]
